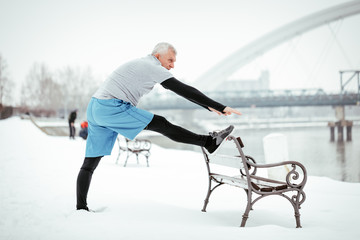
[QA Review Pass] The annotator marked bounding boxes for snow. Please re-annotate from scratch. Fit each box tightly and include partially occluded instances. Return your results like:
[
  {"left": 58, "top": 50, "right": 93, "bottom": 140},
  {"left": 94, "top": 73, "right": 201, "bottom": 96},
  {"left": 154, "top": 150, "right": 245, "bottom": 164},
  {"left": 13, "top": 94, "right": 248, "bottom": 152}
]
[{"left": 1, "top": 117, "right": 359, "bottom": 240}]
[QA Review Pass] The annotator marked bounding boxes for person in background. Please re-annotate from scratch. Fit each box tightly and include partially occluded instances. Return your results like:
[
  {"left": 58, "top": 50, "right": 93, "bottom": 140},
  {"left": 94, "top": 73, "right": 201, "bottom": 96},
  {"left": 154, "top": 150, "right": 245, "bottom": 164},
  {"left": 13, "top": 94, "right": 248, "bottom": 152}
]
[
  {"left": 79, "top": 121, "right": 88, "bottom": 140},
  {"left": 68, "top": 109, "right": 77, "bottom": 139},
  {"left": 76, "top": 42, "right": 242, "bottom": 211}
]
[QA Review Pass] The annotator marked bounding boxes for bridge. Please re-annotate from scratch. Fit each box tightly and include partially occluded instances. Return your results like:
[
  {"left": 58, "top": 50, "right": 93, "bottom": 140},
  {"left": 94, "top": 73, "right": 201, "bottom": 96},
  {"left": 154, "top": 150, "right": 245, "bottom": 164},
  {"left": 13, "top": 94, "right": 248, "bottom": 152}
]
[
  {"left": 139, "top": 1, "right": 360, "bottom": 112},
  {"left": 139, "top": 89, "right": 359, "bottom": 110},
  {"left": 194, "top": 1, "right": 360, "bottom": 91},
  {"left": 139, "top": 2, "right": 360, "bottom": 144}
]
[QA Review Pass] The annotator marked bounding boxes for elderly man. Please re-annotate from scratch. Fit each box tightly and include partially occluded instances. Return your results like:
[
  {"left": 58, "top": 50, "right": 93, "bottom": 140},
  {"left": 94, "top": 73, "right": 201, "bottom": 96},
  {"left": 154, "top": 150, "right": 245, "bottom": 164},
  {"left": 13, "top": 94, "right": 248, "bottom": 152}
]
[{"left": 76, "top": 42, "right": 241, "bottom": 211}]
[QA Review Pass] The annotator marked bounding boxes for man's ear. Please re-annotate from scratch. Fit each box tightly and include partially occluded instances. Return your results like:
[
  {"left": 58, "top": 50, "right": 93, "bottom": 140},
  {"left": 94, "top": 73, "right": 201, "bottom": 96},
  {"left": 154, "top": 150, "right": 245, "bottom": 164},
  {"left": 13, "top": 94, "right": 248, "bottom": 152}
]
[{"left": 154, "top": 53, "right": 161, "bottom": 60}]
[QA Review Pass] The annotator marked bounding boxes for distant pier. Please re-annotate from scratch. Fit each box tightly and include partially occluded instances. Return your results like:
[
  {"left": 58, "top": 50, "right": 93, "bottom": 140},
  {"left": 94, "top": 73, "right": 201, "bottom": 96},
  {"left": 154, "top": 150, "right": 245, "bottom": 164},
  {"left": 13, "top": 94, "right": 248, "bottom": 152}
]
[{"left": 328, "top": 120, "right": 353, "bottom": 142}]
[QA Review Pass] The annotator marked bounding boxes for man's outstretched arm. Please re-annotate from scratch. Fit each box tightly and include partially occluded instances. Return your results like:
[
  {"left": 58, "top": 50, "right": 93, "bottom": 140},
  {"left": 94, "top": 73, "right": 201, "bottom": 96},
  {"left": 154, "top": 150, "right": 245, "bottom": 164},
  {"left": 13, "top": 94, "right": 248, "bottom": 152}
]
[{"left": 161, "top": 77, "right": 241, "bottom": 116}]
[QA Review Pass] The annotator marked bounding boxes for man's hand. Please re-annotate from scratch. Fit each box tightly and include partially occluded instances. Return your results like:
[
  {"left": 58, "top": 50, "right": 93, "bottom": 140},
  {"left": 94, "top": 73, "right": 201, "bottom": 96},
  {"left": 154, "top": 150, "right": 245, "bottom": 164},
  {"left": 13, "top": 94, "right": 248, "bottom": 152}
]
[
  {"left": 208, "top": 106, "right": 242, "bottom": 116},
  {"left": 223, "top": 106, "right": 242, "bottom": 116}
]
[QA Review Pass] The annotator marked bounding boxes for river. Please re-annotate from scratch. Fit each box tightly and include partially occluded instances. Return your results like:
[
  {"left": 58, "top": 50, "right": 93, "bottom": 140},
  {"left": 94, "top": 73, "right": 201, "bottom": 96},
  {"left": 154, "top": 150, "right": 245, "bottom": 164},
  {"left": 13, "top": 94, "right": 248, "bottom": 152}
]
[{"left": 145, "top": 125, "right": 360, "bottom": 183}]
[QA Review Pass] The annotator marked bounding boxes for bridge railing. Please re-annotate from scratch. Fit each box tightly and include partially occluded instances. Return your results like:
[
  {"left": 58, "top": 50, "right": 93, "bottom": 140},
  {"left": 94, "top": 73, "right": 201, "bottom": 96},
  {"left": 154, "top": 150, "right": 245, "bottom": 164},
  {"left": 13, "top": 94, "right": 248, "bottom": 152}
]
[{"left": 138, "top": 89, "right": 359, "bottom": 110}]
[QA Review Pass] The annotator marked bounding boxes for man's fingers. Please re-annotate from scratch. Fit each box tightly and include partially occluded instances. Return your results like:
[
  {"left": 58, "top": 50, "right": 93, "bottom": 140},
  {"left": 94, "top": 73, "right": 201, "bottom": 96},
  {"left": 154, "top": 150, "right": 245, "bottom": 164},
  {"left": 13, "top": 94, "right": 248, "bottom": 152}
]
[
  {"left": 224, "top": 107, "right": 242, "bottom": 116},
  {"left": 232, "top": 109, "right": 242, "bottom": 115},
  {"left": 209, "top": 106, "right": 241, "bottom": 116}
]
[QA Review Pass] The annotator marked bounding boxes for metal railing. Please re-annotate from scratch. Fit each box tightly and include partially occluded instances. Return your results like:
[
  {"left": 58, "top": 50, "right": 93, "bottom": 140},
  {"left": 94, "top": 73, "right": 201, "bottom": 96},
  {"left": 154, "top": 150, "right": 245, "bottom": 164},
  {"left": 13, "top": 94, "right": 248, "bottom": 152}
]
[{"left": 139, "top": 89, "right": 359, "bottom": 110}]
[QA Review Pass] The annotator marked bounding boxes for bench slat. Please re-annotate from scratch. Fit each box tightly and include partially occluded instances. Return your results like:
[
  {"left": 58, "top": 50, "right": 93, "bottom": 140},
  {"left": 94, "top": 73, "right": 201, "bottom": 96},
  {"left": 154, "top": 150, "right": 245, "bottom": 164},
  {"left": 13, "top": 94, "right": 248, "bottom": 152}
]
[
  {"left": 211, "top": 173, "right": 288, "bottom": 192},
  {"left": 211, "top": 173, "right": 248, "bottom": 189},
  {"left": 208, "top": 154, "right": 244, "bottom": 169}
]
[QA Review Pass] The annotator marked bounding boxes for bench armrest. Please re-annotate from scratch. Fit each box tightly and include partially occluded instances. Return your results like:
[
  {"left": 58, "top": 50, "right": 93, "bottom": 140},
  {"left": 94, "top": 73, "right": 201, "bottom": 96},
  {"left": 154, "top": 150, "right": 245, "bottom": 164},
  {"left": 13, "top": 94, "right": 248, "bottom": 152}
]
[{"left": 249, "top": 161, "right": 307, "bottom": 188}]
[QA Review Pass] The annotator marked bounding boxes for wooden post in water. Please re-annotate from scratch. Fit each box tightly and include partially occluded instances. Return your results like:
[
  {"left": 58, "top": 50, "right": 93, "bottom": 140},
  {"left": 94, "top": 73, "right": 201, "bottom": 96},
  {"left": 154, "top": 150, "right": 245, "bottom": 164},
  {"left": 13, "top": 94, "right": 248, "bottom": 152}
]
[
  {"left": 328, "top": 122, "right": 335, "bottom": 142},
  {"left": 346, "top": 121, "right": 353, "bottom": 141},
  {"left": 329, "top": 120, "right": 353, "bottom": 142},
  {"left": 337, "top": 121, "right": 344, "bottom": 142}
]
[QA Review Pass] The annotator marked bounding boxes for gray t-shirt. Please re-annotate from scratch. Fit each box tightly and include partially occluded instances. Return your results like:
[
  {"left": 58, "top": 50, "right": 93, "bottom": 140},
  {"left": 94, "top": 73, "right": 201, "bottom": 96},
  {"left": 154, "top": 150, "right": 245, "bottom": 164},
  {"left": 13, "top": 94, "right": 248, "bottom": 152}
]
[{"left": 93, "top": 55, "right": 173, "bottom": 106}]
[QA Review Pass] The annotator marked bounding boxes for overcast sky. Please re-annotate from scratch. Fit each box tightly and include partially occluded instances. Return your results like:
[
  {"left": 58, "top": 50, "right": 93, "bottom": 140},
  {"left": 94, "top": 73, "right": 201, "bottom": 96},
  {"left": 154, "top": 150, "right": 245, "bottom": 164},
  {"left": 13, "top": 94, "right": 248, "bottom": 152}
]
[{"left": 1, "top": 0, "right": 359, "bottom": 97}]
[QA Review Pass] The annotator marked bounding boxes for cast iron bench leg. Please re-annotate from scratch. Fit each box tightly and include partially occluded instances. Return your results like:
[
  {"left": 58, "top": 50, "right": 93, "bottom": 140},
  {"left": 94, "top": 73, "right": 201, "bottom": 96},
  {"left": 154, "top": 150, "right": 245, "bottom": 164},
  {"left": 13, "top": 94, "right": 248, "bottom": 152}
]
[
  {"left": 240, "top": 201, "right": 252, "bottom": 227},
  {"left": 146, "top": 155, "right": 149, "bottom": 167},
  {"left": 295, "top": 210, "right": 302, "bottom": 228}
]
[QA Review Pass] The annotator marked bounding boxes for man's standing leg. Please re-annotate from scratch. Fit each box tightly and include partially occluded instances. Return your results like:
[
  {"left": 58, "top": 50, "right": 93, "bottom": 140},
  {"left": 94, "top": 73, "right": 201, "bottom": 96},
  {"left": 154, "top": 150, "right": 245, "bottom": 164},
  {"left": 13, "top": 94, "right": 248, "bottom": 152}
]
[
  {"left": 76, "top": 156, "right": 102, "bottom": 210},
  {"left": 76, "top": 98, "right": 123, "bottom": 210}
]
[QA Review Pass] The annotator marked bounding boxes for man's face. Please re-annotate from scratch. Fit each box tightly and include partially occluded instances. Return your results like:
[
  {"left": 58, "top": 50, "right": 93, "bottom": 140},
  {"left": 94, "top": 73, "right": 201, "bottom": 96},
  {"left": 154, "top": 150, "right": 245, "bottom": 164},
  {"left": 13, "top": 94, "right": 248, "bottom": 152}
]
[{"left": 155, "top": 50, "right": 176, "bottom": 70}]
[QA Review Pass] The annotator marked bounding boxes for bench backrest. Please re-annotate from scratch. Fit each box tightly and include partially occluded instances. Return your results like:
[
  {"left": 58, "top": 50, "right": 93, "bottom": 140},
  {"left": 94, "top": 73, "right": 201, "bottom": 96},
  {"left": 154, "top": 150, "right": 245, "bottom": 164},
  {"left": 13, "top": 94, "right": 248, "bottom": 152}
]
[
  {"left": 202, "top": 135, "right": 308, "bottom": 190},
  {"left": 117, "top": 136, "right": 152, "bottom": 151},
  {"left": 201, "top": 135, "right": 254, "bottom": 176},
  {"left": 204, "top": 154, "right": 244, "bottom": 169}
]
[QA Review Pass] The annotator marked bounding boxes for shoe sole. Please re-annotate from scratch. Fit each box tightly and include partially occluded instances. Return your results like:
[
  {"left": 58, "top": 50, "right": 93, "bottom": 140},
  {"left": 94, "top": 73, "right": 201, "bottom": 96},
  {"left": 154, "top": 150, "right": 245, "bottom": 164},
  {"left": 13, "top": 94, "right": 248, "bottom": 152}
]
[{"left": 209, "top": 125, "right": 234, "bottom": 155}]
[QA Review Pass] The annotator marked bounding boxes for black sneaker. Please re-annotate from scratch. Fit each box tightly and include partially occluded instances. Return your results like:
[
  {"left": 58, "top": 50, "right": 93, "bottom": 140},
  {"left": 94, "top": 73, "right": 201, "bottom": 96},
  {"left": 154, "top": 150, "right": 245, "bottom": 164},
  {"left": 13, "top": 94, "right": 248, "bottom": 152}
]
[
  {"left": 77, "top": 207, "right": 96, "bottom": 213},
  {"left": 77, "top": 206, "right": 89, "bottom": 211},
  {"left": 205, "top": 125, "right": 234, "bottom": 154}
]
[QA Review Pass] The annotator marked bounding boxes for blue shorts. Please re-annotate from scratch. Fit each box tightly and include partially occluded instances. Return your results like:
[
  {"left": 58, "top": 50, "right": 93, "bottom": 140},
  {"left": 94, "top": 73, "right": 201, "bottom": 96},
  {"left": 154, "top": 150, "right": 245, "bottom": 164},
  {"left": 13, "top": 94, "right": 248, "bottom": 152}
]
[{"left": 85, "top": 98, "right": 154, "bottom": 157}]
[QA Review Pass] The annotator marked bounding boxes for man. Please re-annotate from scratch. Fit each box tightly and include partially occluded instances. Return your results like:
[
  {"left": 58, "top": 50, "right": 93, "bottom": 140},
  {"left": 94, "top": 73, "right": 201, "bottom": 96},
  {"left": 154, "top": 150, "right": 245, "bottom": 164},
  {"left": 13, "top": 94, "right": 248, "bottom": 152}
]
[
  {"left": 68, "top": 109, "right": 77, "bottom": 139},
  {"left": 76, "top": 42, "right": 241, "bottom": 211}
]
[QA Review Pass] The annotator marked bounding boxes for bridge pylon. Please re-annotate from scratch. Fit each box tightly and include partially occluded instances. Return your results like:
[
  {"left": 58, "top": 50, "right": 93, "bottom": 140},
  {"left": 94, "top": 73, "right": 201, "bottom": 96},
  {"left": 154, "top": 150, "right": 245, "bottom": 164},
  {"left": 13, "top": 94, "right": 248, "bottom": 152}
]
[{"left": 327, "top": 70, "right": 359, "bottom": 142}]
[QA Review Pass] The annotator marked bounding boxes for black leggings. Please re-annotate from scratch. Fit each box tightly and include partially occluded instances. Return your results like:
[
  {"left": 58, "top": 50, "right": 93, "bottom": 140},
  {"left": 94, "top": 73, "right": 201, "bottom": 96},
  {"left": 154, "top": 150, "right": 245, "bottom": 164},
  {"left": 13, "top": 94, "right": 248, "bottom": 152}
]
[
  {"left": 145, "top": 114, "right": 210, "bottom": 147},
  {"left": 76, "top": 157, "right": 101, "bottom": 210},
  {"left": 76, "top": 114, "right": 211, "bottom": 209}
]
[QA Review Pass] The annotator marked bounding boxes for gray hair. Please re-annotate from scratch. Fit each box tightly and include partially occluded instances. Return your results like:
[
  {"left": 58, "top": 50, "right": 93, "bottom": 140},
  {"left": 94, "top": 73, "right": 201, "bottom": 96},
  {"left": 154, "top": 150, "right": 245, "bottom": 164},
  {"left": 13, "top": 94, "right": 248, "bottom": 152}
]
[{"left": 151, "top": 42, "right": 177, "bottom": 56}]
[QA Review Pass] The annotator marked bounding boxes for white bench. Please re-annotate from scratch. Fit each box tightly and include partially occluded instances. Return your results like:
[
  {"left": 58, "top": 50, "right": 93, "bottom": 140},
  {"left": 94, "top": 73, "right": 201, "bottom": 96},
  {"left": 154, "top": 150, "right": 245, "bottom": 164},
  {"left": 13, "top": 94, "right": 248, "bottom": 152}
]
[
  {"left": 201, "top": 135, "right": 307, "bottom": 228},
  {"left": 116, "top": 136, "right": 151, "bottom": 167}
]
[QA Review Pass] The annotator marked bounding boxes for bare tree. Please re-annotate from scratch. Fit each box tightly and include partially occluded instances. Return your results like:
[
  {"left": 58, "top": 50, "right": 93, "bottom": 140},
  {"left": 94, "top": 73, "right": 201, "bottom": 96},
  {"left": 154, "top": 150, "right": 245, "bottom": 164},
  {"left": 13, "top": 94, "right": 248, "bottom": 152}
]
[
  {"left": 57, "top": 66, "right": 99, "bottom": 118},
  {"left": 21, "top": 63, "right": 62, "bottom": 111},
  {"left": 78, "top": 66, "right": 100, "bottom": 110},
  {"left": 0, "top": 54, "right": 14, "bottom": 105},
  {"left": 20, "top": 63, "right": 100, "bottom": 117}
]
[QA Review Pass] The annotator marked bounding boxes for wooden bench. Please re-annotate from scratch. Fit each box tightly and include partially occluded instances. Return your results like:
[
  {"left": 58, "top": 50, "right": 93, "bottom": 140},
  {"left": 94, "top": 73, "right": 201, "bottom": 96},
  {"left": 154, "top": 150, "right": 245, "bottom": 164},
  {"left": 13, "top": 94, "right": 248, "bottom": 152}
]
[
  {"left": 116, "top": 136, "right": 152, "bottom": 167},
  {"left": 201, "top": 135, "right": 307, "bottom": 228}
]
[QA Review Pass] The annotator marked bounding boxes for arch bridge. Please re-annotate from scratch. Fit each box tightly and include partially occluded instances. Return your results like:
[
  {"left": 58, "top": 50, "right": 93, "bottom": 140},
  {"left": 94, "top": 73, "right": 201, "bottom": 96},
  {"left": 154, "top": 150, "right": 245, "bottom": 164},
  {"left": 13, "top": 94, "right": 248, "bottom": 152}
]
[
  {"left": 194, "top": 1, "right": 360, "bottom": 91},
  {"left": 141, "top": 2, "right": 360, "bottom": 117}
]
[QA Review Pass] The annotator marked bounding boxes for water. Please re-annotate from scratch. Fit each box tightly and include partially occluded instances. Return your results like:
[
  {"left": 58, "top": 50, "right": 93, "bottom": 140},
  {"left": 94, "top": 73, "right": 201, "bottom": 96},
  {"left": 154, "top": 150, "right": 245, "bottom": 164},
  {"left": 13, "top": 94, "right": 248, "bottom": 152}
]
[{"left": 146, "top": 125, "right": 360, "bottom": 183}]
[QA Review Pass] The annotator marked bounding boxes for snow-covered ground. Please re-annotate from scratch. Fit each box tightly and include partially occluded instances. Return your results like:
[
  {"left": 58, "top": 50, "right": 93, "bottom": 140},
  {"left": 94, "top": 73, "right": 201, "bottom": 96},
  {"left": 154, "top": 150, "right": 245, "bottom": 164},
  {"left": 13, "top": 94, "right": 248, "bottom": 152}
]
[{"left": 1, "top": 117, "right": 359, "bottom": 240}]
